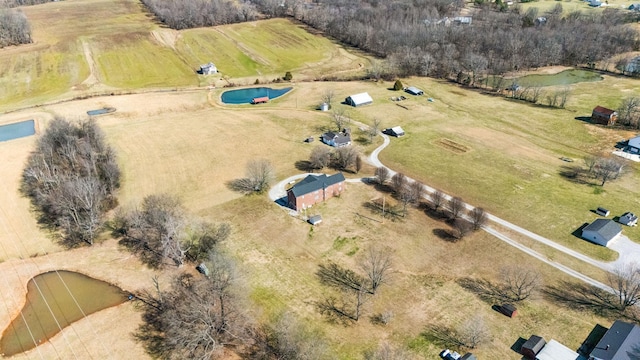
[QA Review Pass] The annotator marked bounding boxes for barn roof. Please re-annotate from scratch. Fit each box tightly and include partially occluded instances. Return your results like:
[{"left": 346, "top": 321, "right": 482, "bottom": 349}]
[
  {"left": 628, "top": 135, "right": 640, "bottom": 149},
  {"left": 405, "top": 86, "right": 424, "bottom": 95},
  {"left": 322, "top": 131, "right": 351, "bottom": 145},
  {"left": 582, "top": 219, "right": 622, "bottom": 242},
  {"left": 593, "top": 106, "right": 616, "bottom": 116},
  {"left": 347, "top": 92, "right": 373, "bottom": 106},
  {"left": 308, "top": 215, "right": 323, "bottom": 225},
  {"left": 391, "top": 126, "right": 405, "bottom": 135},
  {"left": 289, "top": 173, "right": 345, "bottom": 198},
  {"left": 591, "top": 320, "right": 640, "bottom": 360},
  {"left": 535, "top": 339, "right": 579, "bottom": 360}
]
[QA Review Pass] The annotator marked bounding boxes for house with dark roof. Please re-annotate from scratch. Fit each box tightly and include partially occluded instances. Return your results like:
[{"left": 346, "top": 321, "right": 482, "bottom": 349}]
[
  {"left": 581, "top": 219, "right": 622, "bottom": 246},
  {"left": 619, "top": 212, "right": 638, "bottom": 226},
  {"left": 522, "top": 335, "right": 546, "bottom": 359},
  {"left": 321, "top": 131, "right": 351, "bottom": 147},
  {"left": 588, "top": 320, "right": 640, "bottom": 360},
  {"left": 591, "top": 106, "right": 618, "bottom": 126},
  {"left": 384, "top": 126, "right": 405, "bottom": 137},
  {"left": 287, "top": 173, "right": 346, "bottom": 211},
  {"left": 405, "top": 86, "right": 424, "bottom": 95}
]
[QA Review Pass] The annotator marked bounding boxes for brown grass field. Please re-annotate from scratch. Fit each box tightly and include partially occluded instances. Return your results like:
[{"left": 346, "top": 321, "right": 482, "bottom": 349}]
[{"left": 0, "top": 78, "right": 635, "bottom": 358}]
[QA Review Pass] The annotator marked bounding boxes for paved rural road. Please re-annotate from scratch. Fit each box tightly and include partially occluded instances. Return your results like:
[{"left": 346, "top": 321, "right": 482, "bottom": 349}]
[{"left": 269, "top": 130, "right": 637, "bottom": 293}]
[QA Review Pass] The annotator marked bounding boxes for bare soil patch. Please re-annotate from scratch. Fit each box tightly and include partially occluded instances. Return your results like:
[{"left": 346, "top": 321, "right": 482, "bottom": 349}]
[{"left": 435, "top": 138, "right": 470, "bottom": 154}]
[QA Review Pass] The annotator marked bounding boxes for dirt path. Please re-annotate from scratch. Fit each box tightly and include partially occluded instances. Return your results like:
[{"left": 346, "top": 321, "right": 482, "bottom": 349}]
[{"left": 80, "top": 39, "right": 101, "bottom": 88}]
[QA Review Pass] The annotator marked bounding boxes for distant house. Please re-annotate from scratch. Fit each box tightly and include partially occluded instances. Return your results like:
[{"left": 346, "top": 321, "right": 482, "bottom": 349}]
[
  {"left": 591, "top": 106, "right": 618, "bottom": 126},
  {"left": 534, "top": 17, "right": 547, "bottom": 26},
  {"left": 535, "top": 339, "right": 579, "bottom": 360},
  {"left": 345, "top": 92, "right": 373, "bottom": 107},
  {"left": 588, "top": 320, "right": 640, "bottom": 360},
  {"left": 521, "top": 335, "right": 546, "bottom": 360},
  {"left": 453, "top": 16, "right": 472, "bottom": 25},
  {"left": 384, "top": 126, "right": 405, "bottom": 137},
  {"left": 629, "top": 3, "right": 640, "bottom": 10},
  {"left": 619, "top": 212, "right": 638, "bottom": 226},
  {"left": 588, "top": 0, "right": 602, "bottom": 7},
  {"left": 581, "top": 219, "right": 622, "bottom": 247},
  {"left": 287, "top": 173, "right": 346, "bottom": 211},
  {"left": 625, "top": 56, "right": 640, "bottom": 74},
  {"left": 405, "top": 86, "right": 424, "bottom": 95},
  {"left": 200, "top": 62, "right": 217, "bottom": 75},
  {"left": 321, "top": 131, "right": 351, "bottom": 147}
]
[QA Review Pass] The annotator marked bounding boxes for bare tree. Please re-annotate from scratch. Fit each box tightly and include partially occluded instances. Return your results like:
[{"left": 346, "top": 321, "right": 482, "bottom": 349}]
[
  {"left": 229, "top": 159, "right": 274, "bottom": 193},
  {"left": 268, "top": 312, "right": 332, "bottom": 359},
  {"left": 364, "top": 342, "right": 416, "bottom": 360},
  {"left": 359, "top": 246, "right": 393, "bottom": 295},
  {"left": 457, "top": 315, "right": 490, "bottom": 349},
  {"left": 470, "top": 207, "right": 488, "bottom": 230},
  {"left": 333, "top": 146, "right": 359, "bottom": 171},
  {"left": 375, "top": 167, "right": 390, "bottom": 185},
  {"left": 448, "top": 196, "right": 465, "bottom": 220},
  {"left": 390, "top": 173, "right": 407, "bottom": 194},
  {"left": 584, "top": 155, "right": 598, "bottom": 176},
  {"left": 331, "top": 109, "right": 349, "bottom": 132},
  {"left": 368, "top": 118, "right": 382, "bottom": 142},
  {"left": 407, "top": 181, "right": 425, "bottom": 205},
  {"left": 452, "top": 219, "right": 472, "bottom": 240},
  {"left": 355, "top": 156, "right": 363, "bottom": 174},
  {"left": 594, "top": 157, "right": 624, "bottom": 186},
  {"left": 321, "top": 89, "right": 335, "bottom": 108},
  {"left": 430, "top": 189, "right": 445, "bottom": 212},
  {"left": 607, "top": 262, "right": 640, "bottom": 311},
  {"left": 618, "top": 97, "right": 640, "bottom": 127},
  {"left": 309, "top": 146, "right": 332, "bottom": 169},
  {"left": 500, "top": 265, "right": 541, "bottom": 302}
]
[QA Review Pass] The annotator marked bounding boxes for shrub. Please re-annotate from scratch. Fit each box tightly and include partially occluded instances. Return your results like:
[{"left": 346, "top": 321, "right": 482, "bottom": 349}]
[{"left": 393, "top": 79, "right": 403, "bottom": 91}]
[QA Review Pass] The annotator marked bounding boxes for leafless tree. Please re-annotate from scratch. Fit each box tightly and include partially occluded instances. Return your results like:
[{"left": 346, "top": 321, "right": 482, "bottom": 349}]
[
  {"left": 364, "top": 342, "right": 416, "bottom": 360},
  {"left": 332, "top": 146, "right": 359, "bottom": 171},
  {"left": 500, "top": 265, "right": 541, "bottom": 302},
  {"left": 407, "top": 181, "right": 425, "bottom": 205},
  {"left": 607, "top": 262, "right": 640, "bottom": 311},
  {"left": 618, "top": 97, "right": 640, "bottom": 128},
  {"left": 267, "top": 312, "right": 332, "bottom": 360},
  {"left": 452, "top": 219, "right": 472, "bottom": 240},
  {"left": 375, "top": 167, "right": 390, "bottom": 185},
  {"left": 457, "top": 315, "right": 490, "bottom": 349},
  {"left": 355, "top": 156, "right": 362, "bottom": 174},
  {"left": 368, "top": 118, "right": 382, "bottom": 142},
  {"left": 448, "top": 196, "right": 465, "bottom": 220},
  {"left": 558, "top": 87, "right": 571, "bottom": 108},
  {"left": 321, "top": 89, "right": 335, "bottom": 108},
  {"left": 0, "top": 8, "right": 32, "bottom": 48},
  {"left": 141, "top": 0, "right": 257, "bottom": 30},
  {"left": 331, "top": 108, "right": 349, "bottom": 132},
  {"left": 430, "top": 189, "right": 445, "bottom": 212},
  {"left": 594, "top": 157, "right": 624, "bottom": 186},
  {"left": 390, "top": 173, "right": 407, "bottom": 194},
  {"left": 229, "top": 159, "right": 274, "bottom": 193},
  {"left": 584, "top": 155, "right": 598, "bottom": 176},
  {"left": 309, "top": 146, "right": 332, "bottom": 169},
  {"left": 134, "top": 254, "right": 253, "bottom": 360},
  {"left": 470, "top": 207, "right": 488, "bottom": 230},
  {"left": 359, "top": 246, "right": 393, "bottom": 295}
]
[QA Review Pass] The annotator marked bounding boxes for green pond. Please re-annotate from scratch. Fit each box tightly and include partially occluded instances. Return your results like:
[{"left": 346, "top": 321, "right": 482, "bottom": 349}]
[
  {"left": 492, "top": 69, "right": 603, "bottom": 88},
  {"left": 0, "top": 271, "right": 128, "bottom": 357}
]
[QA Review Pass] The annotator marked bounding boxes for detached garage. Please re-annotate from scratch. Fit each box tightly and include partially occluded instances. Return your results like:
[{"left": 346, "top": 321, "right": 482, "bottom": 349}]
[
  {"left": 345, "top": 92, "right": 373, "bottom": 107},
  {"left": 582, "top": 219, "right": 622, "bottom": 247}
]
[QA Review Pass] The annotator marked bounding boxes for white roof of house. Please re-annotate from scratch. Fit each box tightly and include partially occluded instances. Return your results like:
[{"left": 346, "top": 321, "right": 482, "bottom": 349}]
[
  {"left": 406, "top": 86, "right": 423, "bottom": 94},
  {"left": 391, "top": 126, "right": 405, "bottom": 134},
  {"left": 629, "top": 135, "right": 640, "bottom": 149},
  {"left": 348, "top": 92, "right": 373, "bottom": 105},
  {"left": 535, "top": 339, "right": 579, "bottom": 360}
]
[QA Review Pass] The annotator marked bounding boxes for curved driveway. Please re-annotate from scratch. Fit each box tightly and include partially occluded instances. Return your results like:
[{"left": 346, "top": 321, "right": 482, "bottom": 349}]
[{"left": 270, "top": 130, "right": 639, "bottom": 292}]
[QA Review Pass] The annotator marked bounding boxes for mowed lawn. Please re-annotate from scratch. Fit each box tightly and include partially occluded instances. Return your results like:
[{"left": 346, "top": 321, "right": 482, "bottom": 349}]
[{"left": 325, "top": 76, "right": 639, "bottom": 261}]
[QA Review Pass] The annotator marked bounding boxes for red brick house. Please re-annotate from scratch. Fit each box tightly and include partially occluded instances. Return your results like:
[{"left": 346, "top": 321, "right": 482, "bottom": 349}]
[
  {"left": 591, "top": 106, "right": 618, "bottom": 126},
  {"left": 287, "top": 173, "right": 346, "bottom": 211}
]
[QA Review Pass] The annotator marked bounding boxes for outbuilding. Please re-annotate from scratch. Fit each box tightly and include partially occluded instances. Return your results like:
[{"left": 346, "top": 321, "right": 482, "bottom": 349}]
[
  {"left": 581, "top": 219, "right": 622, "bottom": 247},
  {"left": 626, "top": 135, "right": 640, "bottom": 154},
  {"left": 308, "top": 215, "right": 323, "bottom": 225},
  {"left": 619, "top": 212, "right": 638, "bottom": 226},
  {"left": 405, "top": 86, "right": 424, "bottom": 95},
  {"left": 535, "top": 339, "right": 579, "bottom": 360},
  {"left": 591, "top": 106, "right": 618, "bottom": 126},
  {"left": 385, "top": 126, "right": 405, "bottom": 137},
  {"left": 251, "top": 96, "right": 269, "bottom": 104},
  {"left": 498, "top": 303, "right": 517, "bottom": 318},
  {"left": 200, "top": 62, "right": 218, "bottom": 75},
  {"left": 345, "top": 92, "right": 373, "bottom": 107},
  {"left": 521, "top": 335, "right": 546, "bottom": 360}
]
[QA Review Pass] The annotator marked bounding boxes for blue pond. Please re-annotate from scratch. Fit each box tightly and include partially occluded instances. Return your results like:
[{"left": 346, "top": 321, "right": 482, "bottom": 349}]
[
  {"left": 221, "top": 87, "right": 292, "bottom": 104},
  {"left": 87, "top": 107, "right": 116, "bottom": 116},
  {"left": 0, "top": 120, "right": 35, "bottom": 142}
]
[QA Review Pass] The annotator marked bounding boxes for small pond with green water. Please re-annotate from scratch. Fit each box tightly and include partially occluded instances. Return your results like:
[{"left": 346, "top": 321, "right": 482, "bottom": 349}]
[{"left": 0, "top": 271, "right": 127, "bottom": 357}]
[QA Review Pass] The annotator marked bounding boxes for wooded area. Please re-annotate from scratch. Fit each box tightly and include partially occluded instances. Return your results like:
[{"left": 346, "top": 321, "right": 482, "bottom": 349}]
[
  {"left": 0, "top": 7, "right": 31, "bottom": 47},
  {"left": 21, "top": 118, "right": 120, "bottom": 246},
  {"left": 140, "top": 0, "right": 258, "bottom": 29}
]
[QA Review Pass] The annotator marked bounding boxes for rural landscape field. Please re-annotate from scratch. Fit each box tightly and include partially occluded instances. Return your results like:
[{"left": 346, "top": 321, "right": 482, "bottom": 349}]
[{"left": 1, "top": 0, "right": 640, "bottom": 359}]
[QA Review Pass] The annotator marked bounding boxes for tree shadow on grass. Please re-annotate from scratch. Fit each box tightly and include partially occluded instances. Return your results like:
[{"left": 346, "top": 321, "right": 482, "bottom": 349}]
[
  {"left": 558, "top": 165, "right": 591, "bottom": 185},
  {"left": 361, "top": 200, "right": 404, "bottom": 222},
  {"left": 432, "top": 228, "right": 459, "bottom": 242},
  {"left": 543, "top": 281, "right": 620, "bottom": 319},
  {"left": 423, "top": 206, "right": 449, "bottom": 222},
  {"left": 295, "top": 160, "right": 315, "bottom": 172},
  {"left": 420, "top": 324, "right": 463, "bottom": 349},
  {"left": 457, "top": 277, "right": 508, "bottom": 304}
]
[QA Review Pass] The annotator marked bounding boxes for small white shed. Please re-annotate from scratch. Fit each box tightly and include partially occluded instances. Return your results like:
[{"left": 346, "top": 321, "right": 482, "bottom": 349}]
[{"left": 345, "top": 92, "right": 373, "bottom": 107}]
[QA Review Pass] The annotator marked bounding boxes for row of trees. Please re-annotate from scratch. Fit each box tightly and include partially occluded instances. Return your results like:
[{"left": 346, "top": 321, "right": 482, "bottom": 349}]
[
  {"left": 308, "top": 145, "right": 362, "bottom": 173},
  {"left": 0, "top": 7, "right": 31, "bottom": 48},
  {"left": 21, "top": 117, "right": 120, "bottom": 246},
  {"left": 0, "top": 0, "right": 49, "bottom": 7},
  {"left": 140, "top": 0, "right": 258, "bottom": 30}
]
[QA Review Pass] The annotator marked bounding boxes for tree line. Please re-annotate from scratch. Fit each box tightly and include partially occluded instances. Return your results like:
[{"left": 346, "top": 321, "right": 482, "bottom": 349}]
[
  {"left": 140, "top": 0, "right": 258, "bottom": 30},
  {"left": 21, "top": 117, "right": 120, "bottom": 246},
  {"left": 0, "top": 7, "right": 31, "bottom": 48}
]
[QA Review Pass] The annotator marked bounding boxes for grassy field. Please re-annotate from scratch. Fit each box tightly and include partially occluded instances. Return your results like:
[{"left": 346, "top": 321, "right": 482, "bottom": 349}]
[{"left": 0, "top": 0, "right": 369, "bottom": 111}]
